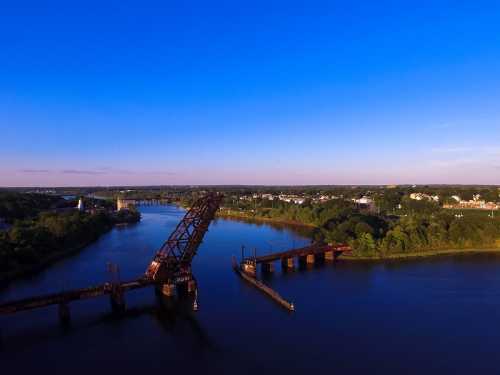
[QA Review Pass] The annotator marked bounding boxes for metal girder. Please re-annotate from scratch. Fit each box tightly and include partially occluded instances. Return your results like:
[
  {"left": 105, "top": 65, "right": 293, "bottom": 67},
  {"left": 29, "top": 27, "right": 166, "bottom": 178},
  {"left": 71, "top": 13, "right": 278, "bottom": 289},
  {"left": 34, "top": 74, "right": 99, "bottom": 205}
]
[{"left": 145, "top": 193, "right": 222, "bottom": 282}]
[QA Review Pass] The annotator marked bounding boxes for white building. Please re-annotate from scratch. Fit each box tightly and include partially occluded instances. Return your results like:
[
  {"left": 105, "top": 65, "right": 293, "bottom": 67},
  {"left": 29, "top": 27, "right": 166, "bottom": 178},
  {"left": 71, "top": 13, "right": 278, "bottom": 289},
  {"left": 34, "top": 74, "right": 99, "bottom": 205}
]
[
  {"left": 409, "top": 193, "right": 439, "bottom": 202},
  {"left": 77, "top": 198, "right": 85, "bottom": 212}
]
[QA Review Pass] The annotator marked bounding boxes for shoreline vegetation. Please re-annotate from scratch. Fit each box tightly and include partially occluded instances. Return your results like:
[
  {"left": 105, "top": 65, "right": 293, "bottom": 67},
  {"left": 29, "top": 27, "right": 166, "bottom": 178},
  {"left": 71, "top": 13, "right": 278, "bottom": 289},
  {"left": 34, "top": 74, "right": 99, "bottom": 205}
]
[
  {"left": 0, "top": 192, "right": 141, "bottom": 285},
  {"left": 218, "top": 200, "right": 500, "bottom": 261},
  {"left": 217, "top": 209, "right": 316, "bottom": 228}
]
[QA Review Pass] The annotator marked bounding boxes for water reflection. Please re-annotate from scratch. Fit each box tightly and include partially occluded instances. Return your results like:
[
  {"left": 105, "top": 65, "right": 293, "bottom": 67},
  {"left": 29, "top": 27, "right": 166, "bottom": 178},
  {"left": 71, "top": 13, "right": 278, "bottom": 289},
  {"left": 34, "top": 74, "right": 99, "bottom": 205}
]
[{"left": 3, "top": 206, "right": 500, "bottom": 374}]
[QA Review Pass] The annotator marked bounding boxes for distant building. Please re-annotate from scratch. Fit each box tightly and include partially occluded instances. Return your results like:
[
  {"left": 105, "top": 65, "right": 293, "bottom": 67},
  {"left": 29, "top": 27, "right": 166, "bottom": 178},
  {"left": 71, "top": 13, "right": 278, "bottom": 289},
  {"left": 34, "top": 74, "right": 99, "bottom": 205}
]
[
  {"left": 117, "top": 198, "right": 136, "bottom": 211},
  {"left": 443, "top": 199, "right": 498, "bottom": 210},
  {"left": 353, "top": 196, "right": 376, "bottom": 211},
  {"left": 278, "top": 195, "right": 306, "bottom": 204},
  {"left": 77, "top": 198, "right": 85, "bottom": 212},
  {"left": 409, "top": 193, "right": 439, "bottom": 202},
  {"left": 353, "top": 196, "right": 373, "bottom": 205}
]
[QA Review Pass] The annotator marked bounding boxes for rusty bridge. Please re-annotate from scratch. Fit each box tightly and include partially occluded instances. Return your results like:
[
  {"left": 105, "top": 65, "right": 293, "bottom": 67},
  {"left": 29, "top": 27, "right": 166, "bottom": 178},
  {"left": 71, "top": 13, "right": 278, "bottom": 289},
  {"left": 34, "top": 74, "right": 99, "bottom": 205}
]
[
  {"left": 252, "top": 242, "right": 352, "bottom": 272},
  {"left": 233, "top": 242, "right": 352, "bottom": 311},
  {"left": 0, "top": 192, "right": 223, "bottom": 322}
]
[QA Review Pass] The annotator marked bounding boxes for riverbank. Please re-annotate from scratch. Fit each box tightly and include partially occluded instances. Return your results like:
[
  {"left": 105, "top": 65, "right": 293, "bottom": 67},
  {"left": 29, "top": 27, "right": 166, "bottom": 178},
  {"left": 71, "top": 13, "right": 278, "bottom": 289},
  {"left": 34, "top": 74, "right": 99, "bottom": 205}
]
[
  {"left": 219, "top": 210, "right": 500, "bottom": 262},
  {"left": 0, "top": 211, "right": 141, "bottom": 286},
  {"left": 341, "top": 247, "right": 500, "bottom": 261},
  {"left": 0, "top": 236, "right": 108, "bottom": 285},
  {"left": 217, "top": 210, "right": 316, "bottom": 228}
]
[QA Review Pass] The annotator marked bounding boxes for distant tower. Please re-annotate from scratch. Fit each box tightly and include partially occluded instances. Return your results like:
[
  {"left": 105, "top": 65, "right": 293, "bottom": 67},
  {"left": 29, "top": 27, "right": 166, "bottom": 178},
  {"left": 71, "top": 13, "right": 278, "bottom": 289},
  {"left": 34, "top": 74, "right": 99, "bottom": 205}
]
[{"left": 77, "top": 197, "right": 85, "bottom": 212}]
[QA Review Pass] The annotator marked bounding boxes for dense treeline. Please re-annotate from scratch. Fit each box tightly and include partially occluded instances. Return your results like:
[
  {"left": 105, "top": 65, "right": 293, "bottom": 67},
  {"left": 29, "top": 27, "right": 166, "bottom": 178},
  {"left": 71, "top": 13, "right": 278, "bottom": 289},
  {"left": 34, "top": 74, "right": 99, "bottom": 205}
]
[
  {"left": 0, "top": 192, "right": 72, "bottom": 222},
  {"left": 0, "top": 211, "right": 113, "bottom": 274},
  {"left": 219, "top": 197, "right": 500, "bottom": 257},
  {"left": 0, "top": 203, "right": 141, "bottom": 279}
]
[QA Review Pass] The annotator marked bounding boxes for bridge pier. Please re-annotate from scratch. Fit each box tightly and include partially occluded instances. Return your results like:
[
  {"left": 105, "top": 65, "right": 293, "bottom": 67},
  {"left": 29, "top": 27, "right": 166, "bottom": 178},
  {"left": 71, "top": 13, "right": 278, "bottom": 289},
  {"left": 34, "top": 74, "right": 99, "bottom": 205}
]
[
  {"left": 281, "top": 257, "right": 294, "bottom": 271},
  {"left": 156, "top": 283, "right": 176, "bottom": 297},
  {"left": 261, "top": 262, "right": 275, "bottom": 273},
  {"left": 299, "top": 254, "right": 315, "bottom": 266},
  {"left": 110, "top": 287, "right": 126, "bottom": 314},
  {"left": 187, "top": 279, "right": 197, "bottom": 293},
  {"left": 58, "top": 302, "right": 71, "bottom": 324},
  {"left": 324, "top": 250, "right": 334, "bottom": 261},
  {"left": 306, "top": 254, "right": 315, "bottom": 264}
]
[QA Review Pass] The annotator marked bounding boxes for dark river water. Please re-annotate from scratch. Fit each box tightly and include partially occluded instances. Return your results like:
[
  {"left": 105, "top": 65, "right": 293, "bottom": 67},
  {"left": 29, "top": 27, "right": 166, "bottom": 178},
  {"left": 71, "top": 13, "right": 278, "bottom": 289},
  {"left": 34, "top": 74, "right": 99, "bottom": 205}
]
[{"left": 2, "top": 205, "right": 500, "bottom": 374}]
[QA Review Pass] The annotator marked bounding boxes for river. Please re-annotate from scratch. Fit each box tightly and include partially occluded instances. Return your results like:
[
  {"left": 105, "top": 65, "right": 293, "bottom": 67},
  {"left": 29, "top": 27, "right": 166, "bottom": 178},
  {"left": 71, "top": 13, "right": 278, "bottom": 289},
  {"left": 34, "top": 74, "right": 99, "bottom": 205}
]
[{"left": 2, "top": 205, "right": 500, "bottom": 374}]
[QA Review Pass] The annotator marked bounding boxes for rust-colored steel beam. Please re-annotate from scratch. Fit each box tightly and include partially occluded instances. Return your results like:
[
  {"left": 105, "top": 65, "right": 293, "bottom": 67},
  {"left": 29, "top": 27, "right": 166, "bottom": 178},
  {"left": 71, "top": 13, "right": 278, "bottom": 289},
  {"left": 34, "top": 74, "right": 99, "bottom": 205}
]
[
  {"left": 0, "top": 193, "right": 222, "bottom": 316},
  {"left": 145, "top": 193, "right": 222, "bottom": 283},
  {"left": 0, "top": 278, "right": 154, "bottom": 315},
  {"left": 253, "top": 243, "right": 351, "bottom": 264}
]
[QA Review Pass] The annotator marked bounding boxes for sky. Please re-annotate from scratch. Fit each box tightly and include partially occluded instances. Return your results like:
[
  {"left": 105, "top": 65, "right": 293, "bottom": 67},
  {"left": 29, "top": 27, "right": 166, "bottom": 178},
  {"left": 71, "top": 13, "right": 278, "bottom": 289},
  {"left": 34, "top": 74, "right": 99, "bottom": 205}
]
[{"left": 1, "top": 1, "right": 499, "bottom": 186}]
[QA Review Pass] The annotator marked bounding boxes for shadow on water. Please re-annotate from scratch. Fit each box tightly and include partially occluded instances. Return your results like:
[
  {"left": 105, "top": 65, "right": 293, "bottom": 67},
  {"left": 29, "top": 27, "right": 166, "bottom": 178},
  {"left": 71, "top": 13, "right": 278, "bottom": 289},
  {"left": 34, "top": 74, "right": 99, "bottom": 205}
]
[{"left": 0, "top": 293, "right": 215, "bottom": 354}]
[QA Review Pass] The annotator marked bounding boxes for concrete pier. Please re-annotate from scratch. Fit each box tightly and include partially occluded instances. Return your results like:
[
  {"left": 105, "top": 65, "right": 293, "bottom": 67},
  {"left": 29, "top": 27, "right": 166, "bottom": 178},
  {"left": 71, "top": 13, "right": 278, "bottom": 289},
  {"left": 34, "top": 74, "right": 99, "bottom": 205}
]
[
  {"left": 110, "top": 288, "right": 126, "bottom": 313},
  {"left": 262, "top": 262, "right": 275, "bottom": 273},
  {"left": 324, "top": 250, "right": 334, "bottom": 261},
  {"left": 281, "top": 257, "right": 294, "bottom": 270},
  {"left": 299, "top": 254, "right": 315, "bottom": 265},
  {"left": 58, "top": 302, "right": 70, "bottom": 324},
  {"left": 158, "top": 283, "right": 175, "bottom": 297},
  {"left": 306, "top": 254, "right": 315, "bottom": 264},
  {"left": 187, "top": 279, "right": 197, "bottom": 293}
]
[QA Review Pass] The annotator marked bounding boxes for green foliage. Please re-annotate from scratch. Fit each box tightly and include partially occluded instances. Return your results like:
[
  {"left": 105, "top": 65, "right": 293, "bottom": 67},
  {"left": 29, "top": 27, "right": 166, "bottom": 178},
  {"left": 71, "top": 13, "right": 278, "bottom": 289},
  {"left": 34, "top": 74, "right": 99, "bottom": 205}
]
[
  {"left": 220, "top": 190, "right": 500, "bottom": 258},
  {"left": 0, "top": 192, "right": 70, "bottom": 222},
  {"left": 0, "top": 204, "right": 140, "bottom": 276}
]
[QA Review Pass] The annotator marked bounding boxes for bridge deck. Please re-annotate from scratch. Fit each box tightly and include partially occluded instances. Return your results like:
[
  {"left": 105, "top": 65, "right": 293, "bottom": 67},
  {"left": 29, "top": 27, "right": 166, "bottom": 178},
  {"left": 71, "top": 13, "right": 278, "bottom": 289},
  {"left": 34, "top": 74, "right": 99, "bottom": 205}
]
[
  {"left": 0, "top": 278, "right": 154, "bottom": 315},
  {"left": 254, "top": 243, "right": 351, "bottom": 263}
]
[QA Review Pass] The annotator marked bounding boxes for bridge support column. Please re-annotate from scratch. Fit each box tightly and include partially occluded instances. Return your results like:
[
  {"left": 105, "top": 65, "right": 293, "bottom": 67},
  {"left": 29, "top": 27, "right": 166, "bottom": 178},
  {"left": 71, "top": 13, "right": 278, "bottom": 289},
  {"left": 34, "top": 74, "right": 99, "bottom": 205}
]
[
  {"left": 58, "top": 302, "right": 70, "bottom": 324},
  {"left": 324, "top": 250, "right": 334, "bottom": 261},
  {"left": 306, "top": 254, "right": 315, "bottom": 264},
  {"left": 157, "top": 283, "right": 176, "bottom": 297},
  {"left": 110, "top": 287, "right": 126, "bottom": 313},
  {"left": 187, "top": 279, "right": 197, "bottom": 293},
  {"left": 281, "top": 257, "right": 294, "bottom": 271},
  {"left": 299, "top": 254, "right": 315, "bottom": 265},
  {"left": 261, "top": 262, "right": 275, "bottom": 273}
]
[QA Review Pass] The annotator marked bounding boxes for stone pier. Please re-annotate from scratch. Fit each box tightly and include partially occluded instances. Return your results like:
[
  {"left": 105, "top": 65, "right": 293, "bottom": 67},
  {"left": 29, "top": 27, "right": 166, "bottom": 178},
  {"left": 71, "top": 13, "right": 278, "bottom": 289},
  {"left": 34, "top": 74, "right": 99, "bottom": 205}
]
[
  {"left": 157, "top": 283, "right": 176, "bottom": 297},
  {"left": 281, "top": 257, "right": 295, "bottom": 270},
  {"left": 110, "top": 287, "right": 126, "bottom": 313},
  {"left": 299, "top": 254, "right": 315, "bottom": 265},
  {"left": 187, "top": 279, "right": 197, "bottom": 293},
  {"left": 306, "top": 254, "right": 315, "bottom": 264},
  {"left": 261, "top": 262, "right": 275, "bottom": 273},
  {"left": 58, "top": 302, "right": 70, "bottom": 324},
  {"left": 324, "top": 250, "right": 334, "bottom": 261}
]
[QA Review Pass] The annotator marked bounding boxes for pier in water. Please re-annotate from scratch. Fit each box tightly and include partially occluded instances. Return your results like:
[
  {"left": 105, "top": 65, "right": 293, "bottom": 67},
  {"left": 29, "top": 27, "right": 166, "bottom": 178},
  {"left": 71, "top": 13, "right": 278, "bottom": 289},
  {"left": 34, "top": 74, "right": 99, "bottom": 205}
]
[{"left": 2, "top": 204, "right": 500, "bottom": 374}]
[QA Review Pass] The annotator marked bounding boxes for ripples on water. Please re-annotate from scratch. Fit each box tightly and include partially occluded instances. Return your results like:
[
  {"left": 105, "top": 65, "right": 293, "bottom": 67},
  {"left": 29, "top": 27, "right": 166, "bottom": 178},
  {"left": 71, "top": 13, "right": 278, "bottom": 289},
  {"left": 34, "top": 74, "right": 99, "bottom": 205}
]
[{"left": 2, "top": 205, "right": 500, "bottom": 374}]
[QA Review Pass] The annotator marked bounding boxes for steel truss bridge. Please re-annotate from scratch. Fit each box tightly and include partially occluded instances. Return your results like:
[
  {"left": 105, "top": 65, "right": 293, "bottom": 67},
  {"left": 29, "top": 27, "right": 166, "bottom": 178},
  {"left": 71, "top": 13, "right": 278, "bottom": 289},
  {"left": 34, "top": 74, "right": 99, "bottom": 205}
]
[{"left": 0, "top": 193, "right": 223, "bottom": 321}]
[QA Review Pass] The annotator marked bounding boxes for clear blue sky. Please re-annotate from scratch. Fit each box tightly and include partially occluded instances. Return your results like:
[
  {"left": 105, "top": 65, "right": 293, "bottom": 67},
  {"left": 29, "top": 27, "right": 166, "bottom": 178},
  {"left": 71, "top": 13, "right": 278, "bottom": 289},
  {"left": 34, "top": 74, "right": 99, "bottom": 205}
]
[{"left": 1, "top": 1, "right": 499, "bottom": 186}]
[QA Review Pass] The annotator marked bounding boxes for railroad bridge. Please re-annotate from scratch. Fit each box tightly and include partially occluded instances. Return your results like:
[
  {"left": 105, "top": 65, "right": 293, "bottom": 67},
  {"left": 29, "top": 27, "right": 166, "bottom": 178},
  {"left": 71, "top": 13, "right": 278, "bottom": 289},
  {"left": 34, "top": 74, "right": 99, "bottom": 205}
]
[
  {"left": 0, "top": 192, "right": 222, "bottom": 322},
  {"left": 0, "top": 192, "right": 353, "bottom": 322}
]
